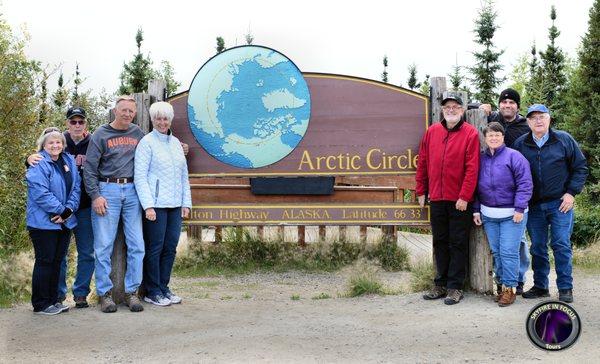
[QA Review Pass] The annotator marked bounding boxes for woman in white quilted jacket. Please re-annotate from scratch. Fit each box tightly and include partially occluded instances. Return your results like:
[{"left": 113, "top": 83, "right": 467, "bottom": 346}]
[{"left": 134, "top": 101, "right": 192, "bottom": 306}]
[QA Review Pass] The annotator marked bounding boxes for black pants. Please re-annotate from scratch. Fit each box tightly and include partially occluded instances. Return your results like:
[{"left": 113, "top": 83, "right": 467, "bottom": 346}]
[
  {"left": 29, "top": 227, "right": 71, "bottom": 312},
  {"left": 430, "top": 201, "right": 472, "bottom": 290}
]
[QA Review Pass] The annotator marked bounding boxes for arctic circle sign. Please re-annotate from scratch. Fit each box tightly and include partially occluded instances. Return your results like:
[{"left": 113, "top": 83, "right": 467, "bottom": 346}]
[{"left": 187, "top": 46, "right": 311, "bottom": 169}]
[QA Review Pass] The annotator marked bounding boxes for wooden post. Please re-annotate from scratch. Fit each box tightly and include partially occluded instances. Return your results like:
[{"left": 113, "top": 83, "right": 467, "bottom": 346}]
[
  {"left": 430, "top": 77, "right": 446, "bottom": 124},
  {"left": 110, "top": 81, "right": 166, "bottom": 303},
  {"left": 215, "top": 226, "right": 222, "bottom": 243},
  {"left": 318, "top": 226, "right": 326, "bottom": 241},
  {"left": 298, "top": 226, "right": 306, "bottom": 247},
  {"left": 339, "top": 226, "right": 347, "bottom": 241},
  {"left": 359, "top": 226, "right": 367, "bottom": 243},
  {"left": 466, "top": 108, "right": 494, "bottom": 294},
  {"left": 257, "top": 226, "right": 265, "bottom": 240}
]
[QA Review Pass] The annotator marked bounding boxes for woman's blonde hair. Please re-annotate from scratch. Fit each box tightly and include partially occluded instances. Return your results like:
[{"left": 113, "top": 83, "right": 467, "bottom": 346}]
[{"left": 36, "top": 127, "right": 66, "bottom": 152}]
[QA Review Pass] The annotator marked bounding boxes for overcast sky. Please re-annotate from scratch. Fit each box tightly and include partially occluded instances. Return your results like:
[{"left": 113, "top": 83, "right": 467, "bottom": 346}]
[{"left": 2, "top": 0, "right": 595, "bottom": 96}]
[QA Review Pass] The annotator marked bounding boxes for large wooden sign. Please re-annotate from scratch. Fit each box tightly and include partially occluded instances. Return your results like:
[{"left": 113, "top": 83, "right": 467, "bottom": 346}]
[
  {"left": 169, "top": 45, "right": 429, "bottom": 227},
  {"left": 170, "top": 75, "right": 428, "bottom": 177}
]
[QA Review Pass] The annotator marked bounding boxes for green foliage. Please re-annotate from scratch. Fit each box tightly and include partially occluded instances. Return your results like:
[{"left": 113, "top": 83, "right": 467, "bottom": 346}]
[
  {"left": 407, "top": 63, "right": 419, "bottom": 90},
  {"left": 216, "top": 36, "right": 226, "bottom": 54},
  {"left": 381, "top": 55, "right": 388, "bottom": 83},
  {"left": 573, "top": 242, "right": 600, "bottom": 271},
  {"left": 507, "top": 53, "right": 529, "bottom": 111},
  {"left": 469, "top": 0, "right": 505, "bottom": 104},
  {"left": 118, "top": 28, "right": 180, "bottom": 96},
  {"left": 0, "top": 16, "right": 43, "bottom": 305},
  {"left": 418, "top": 74, "right": 430, "bottom": 96},
  {"left": 409, "top": 259, "right": 435, "bottom": 292},
  {"left": 311, "top": 292, "right": 331, "bottom": 300},
  {"left": 346, "top": 267, "right": 384, "bottom": 297},
  {"left": 366, "top": 235, "right": 409, "bottom": 271},
  {"left": 571, "top": 192, "right": 600, "bottom": 247},
  {"left": 175, "top": 231, "right": 410, "bottom": 276},
  {"left": 562, "top": 0, "right": 600, "bottom": 198},
  {"left": 290, "top": 294, "right": 300, "bottom": 300},
  {"left": 539, "top": 5, "right": 567, "bottom": 111}
]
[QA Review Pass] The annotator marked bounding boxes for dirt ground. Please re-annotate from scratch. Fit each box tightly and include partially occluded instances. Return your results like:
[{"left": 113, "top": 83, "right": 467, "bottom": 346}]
[{"left": 1, "top": 266, "right": 599, "bottom": 363}]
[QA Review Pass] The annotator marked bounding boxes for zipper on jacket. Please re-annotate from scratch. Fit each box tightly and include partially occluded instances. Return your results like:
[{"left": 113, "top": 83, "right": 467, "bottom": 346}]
[
  {"left": 440, "top": 130, "right": 450, "bottom": 198},
  {"left": 154, "top": 180, "right": 160, "bottom": 205}
]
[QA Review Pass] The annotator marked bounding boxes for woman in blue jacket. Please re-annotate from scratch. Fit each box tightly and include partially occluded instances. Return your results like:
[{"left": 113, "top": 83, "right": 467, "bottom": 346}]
[
  {"left": 135, "top": 102, "right": 192, "bottom": 306},
  {"left": 26, "top": 127, "right": 81, "bottom": 315},
  {"left": 473, "top": 122, "right": 533, "bottom": 307}
]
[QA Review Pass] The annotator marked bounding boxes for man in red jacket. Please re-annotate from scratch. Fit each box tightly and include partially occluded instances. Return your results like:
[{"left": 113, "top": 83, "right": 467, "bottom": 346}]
[{"left": 416, "top": 95, "right": 480, "bottom": 305}]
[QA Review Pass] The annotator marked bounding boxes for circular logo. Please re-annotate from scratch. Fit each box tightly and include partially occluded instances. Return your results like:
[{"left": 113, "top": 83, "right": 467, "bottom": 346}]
[
  {"left": 187, "top": 45, "right": 311, "bottom": 169},
  {"left": 526, "top": 301, "right": 581, "bottom": 351}
]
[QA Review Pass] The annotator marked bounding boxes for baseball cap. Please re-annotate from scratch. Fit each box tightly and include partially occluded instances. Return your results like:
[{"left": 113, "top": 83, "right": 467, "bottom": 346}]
[
  {"left": 66, "top": 107, "right": 86, "bottom": 119},
  {"left": 441, "top": 95, "right": 464, "bottom": 106},
  {"left": 526, "top": 104, "right": 550, "bottom": 118}
]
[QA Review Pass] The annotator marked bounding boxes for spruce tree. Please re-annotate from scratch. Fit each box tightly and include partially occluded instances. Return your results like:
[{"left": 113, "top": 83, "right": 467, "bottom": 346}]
[
  {"left": 72, "top": 63, "right": 82, "bottom": 105},
  {"left": 449, "top": 64, "right": 462, "bottom": 90},
  {"left": 407, "top": 64, "right": 419, "bottom": 90},
  {"left": 540, "top": 6, "right": 567, "bottom": 108},
  {"left": 157, "top": 60, "right": 181, "bottom": 97},
  {"left": 563, "top": 0, "right": 600, "bottom": 197},
  {"left": 469, "top": 0, "right": 504, "bottom": 104},
  {"left": 524, "top": 43, "right": 545, "bottom": 106},
  {"left": 381, "top": 55, "right": 388, "bottom": 83},
  {"left": 52, "top": 73, "right": 69, "bottom": 108},
  {"left": 419, "top": 74, "right": 430, "bottom": 96},
  {"left": 118, "top": 28, "right": 155, "bottom": 94},
  {"left": 216, "top": 36, "right": 226, "bottom": 54}
]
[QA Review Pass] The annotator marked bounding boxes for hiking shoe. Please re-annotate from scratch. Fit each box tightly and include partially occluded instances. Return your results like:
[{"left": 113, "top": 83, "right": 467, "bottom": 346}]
[
  {"left": 494, "top": 284, "right": 502, "bottom": 303},
  {"left": 34, "top": 305, "right": 61, "bottom": 316},
  {"left": 422, "top": 286, "right": 447, "bottom": 300},
  {"left": 516, "top": 282, "right": 524, "bottom": 295},
  {"left": 498, "top": 286, "right": 516, "bottom": 307},
  {"left": 558, "top": 289, "right": 573, "bottom": 303},
  {"left": 444, "top": 289, "right": 464, "bottom": 305},
  {"left": 165, "top": 292, "right": 182, "bottom": 304},
  {"left": 522, "top": 286, "right": 550, "bottom": 299},
  {"left": 125, "top": 292, "right": 144, "bottom": 312},
  {"left": 100, "top": 292, "right": 117, "bottom": 313},
  {"left": 54, "top": 302, "right": 70, "bottom": 313},
  {"left": 74, "top": 296, "right": 89, "bottom": 309},
  {"left": 144, "top": 294, "right": 171, "bottom": 306}
]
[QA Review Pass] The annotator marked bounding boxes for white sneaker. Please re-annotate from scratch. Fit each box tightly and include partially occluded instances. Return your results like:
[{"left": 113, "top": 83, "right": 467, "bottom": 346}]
[
  {"left": 165, "top": 292, "right": 182, "bottom": 304},
  {"left": 143, "top": 295, "right": 171, "bottom": 306},
  {"left": 34, "top": 305, "right": 62, "bottom": 316}
]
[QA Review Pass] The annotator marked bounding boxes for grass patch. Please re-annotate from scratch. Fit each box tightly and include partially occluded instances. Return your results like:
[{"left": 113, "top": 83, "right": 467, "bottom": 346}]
[
  {"left": 345, "top": 264, "right": 386, "bottom": 297},
  {"left": 242, "top": 293, "right": 252, "bottom": 299},
  {"left": 573, "top": 242, "right": 600, "bottom": 271},
  {"left": 290, "top": 294, "right": 301, "bottom": 300},
  {"left": 220, "top": 295, "right": 233, "bottom": 300},
  {"left": 409, "top": 259, "right": 435, "bottom": 293},
  {"left": 311, "top": 292, "right": 331, "bottom": 300},
  {"left": 174, "top": 232, "right": 411, "bottom": 278}
]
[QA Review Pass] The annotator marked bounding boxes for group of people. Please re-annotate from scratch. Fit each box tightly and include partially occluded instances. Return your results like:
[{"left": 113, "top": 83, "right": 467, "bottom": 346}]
[
  {"left": 25, "top": 96, "right": 192, "bottom": 315},
  {"left": 416, "top": 88, "right": 588, "bottom": 306}
]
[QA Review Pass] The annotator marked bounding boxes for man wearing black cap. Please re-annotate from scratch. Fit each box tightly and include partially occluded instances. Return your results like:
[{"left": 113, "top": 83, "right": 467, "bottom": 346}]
[
  {"left": 416, "top": 94, "right": 480, "bottom": 305},
  {"left": 479, "top": 88, "right": 531, "bottom": 296},
  {"left": 27, "top": 107, "right": 95, "bottom": 310}
]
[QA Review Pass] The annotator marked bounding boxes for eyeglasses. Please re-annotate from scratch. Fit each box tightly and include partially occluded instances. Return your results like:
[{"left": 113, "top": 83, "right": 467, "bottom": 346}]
[
  {"left": 69, "top": 119, "right": 86, "bottom": 125},
  {"left": 442, "top": 106, "right": 462, "bottom": 111}
]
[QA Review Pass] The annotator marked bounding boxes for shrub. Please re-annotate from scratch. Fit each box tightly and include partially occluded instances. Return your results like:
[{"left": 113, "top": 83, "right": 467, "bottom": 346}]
[{"left": 572, "top": 192, "right": 600, "bottom": 247}]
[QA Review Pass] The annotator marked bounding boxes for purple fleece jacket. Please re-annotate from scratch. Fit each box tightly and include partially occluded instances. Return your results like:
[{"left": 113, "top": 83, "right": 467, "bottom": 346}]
[{"left": 474, "top": 145, "right": 533, "bottom": 213}]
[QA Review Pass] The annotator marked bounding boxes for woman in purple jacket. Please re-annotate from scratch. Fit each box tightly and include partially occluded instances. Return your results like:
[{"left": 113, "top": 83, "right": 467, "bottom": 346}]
[{"left": 473, "top": 122, "right": 533, "bottom": 307}]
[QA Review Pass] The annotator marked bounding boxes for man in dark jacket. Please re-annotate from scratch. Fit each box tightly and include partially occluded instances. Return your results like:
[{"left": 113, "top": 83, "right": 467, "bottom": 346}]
[
  {"left": 513, "top": 104, "right": 588, "bottom": 303},
  {"left": 479, "top": 88, "right": 531, "bottom": 295},
  {"left": 416, "top": 95, "right": 480, "bottom": 305}
]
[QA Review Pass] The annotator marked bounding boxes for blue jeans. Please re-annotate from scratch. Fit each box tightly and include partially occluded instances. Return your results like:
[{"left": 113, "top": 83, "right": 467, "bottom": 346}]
[
  {"left": 527, "top": 199, "right": 574, "bottom": 290},
  {"left": 143, "top": 207, "right": 182, "bottom": 297},
  {"left": 58, "top": 208, "right": 95, "bottom": 298},
  {"left": 92, "top": 182, "right": 144, "bottom": 296},
  {"left": 482, "top": 213, "right": 528, "bottom": 288},
  {"left": 518, "top": 233, "right": 530, "bottom": 284}
]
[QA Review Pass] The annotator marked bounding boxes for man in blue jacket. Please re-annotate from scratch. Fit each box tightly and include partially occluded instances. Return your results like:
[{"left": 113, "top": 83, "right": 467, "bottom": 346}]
[{"left": 513, "top": 104, "right": 588, "bottom": 303}]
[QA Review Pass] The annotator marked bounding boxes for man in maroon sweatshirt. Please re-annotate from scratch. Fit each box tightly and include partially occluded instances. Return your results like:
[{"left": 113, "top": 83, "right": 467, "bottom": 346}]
[{"left": 416, "top": 95, "right": 480, "bottom": 305}]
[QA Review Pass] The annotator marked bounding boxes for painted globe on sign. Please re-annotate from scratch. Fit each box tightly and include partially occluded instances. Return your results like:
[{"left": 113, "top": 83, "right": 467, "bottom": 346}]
[{"left": 187, "top": 45, "right": 311, "bottom": 168}]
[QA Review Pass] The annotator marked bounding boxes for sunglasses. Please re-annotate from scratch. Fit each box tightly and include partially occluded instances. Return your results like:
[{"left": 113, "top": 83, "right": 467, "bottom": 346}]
[{"left": 69, "top": 119, "right": 86, "bottom": 125}]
